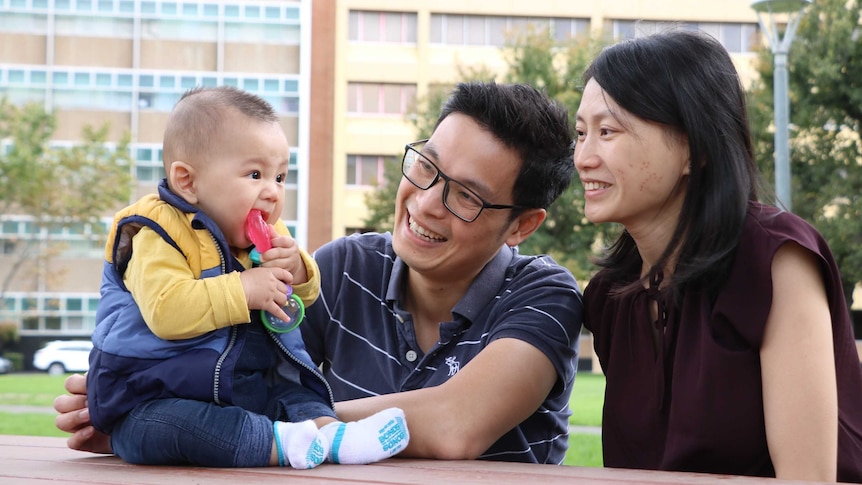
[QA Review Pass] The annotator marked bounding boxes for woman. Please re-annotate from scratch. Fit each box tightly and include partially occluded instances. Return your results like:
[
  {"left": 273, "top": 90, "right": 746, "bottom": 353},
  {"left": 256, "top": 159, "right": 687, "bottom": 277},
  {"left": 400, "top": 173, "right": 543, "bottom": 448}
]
[{"left": 575, "top": 30, "right": 862, "bottom": 482}]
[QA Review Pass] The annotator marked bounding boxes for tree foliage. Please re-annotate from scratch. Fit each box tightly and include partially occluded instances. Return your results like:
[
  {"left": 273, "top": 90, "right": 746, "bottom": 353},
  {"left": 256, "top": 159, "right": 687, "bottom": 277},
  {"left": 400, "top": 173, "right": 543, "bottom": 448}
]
[
  {"left": 500, "top": 29, "right": 610, "bottom": 279},
  {"left": 0, "top": 98, "right": 133, "bottom": 295},
  {"left": 749, "top": 0, "right": 862, "bottom": 307}
]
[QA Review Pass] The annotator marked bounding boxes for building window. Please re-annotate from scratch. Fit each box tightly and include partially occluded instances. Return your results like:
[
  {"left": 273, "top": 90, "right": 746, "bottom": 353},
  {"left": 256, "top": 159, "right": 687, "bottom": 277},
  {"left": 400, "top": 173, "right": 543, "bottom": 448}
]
[
  {"left": 1, "top": 292, "right": 101, "bottom": 335},
  {"left": 348, "top": 10, "right": 417, "bottom": 43},
  {"left": 0, "top": 66, "right": 301, "bottom": 114},
  {"left": 134, "top": 143, "right": 164, "bottom": 182},
  {"left": 611, "top": 20, "right": 759, "bottom": 54},
  {"left": 429, "top": 14, "right": 589, "bottom": 47},
  {"left": 346, "top": 154, "right": 388, "bottom": 186},
  {"left": 347, "top": 83, "right": 416, "bottom": 116},
  {"left": 55, "top": 14, "right": 134, "bottom": 38},
  {"left": 0, "top": 215, "right": 112, "bottom": 259},
  {"left": 0, "top": 12, "right": 47, "bottom": 34},
  {"left": 551, "top": 18, "right": 591, "bottom": 42}
]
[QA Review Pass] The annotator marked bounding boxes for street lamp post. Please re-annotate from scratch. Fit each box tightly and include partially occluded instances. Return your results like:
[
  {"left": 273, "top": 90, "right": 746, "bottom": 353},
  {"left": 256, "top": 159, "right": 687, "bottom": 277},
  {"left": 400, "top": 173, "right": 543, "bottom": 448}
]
[{"left": 751, "top": 0, "right": 811, "bottom": 212}]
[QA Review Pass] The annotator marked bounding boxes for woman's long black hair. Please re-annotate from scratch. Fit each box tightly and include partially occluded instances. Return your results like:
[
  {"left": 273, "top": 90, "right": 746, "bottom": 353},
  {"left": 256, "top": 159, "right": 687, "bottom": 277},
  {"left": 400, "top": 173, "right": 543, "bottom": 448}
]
[{"left": 583, "top": 29, "right": 761, "bottom": 302}]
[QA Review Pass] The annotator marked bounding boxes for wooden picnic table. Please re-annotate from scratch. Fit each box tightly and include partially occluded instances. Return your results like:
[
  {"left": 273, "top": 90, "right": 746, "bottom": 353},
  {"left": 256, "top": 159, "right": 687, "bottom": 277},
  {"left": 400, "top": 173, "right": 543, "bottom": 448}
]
[{"left": 0, "top": 435, "right": 836, "bottom": 484}]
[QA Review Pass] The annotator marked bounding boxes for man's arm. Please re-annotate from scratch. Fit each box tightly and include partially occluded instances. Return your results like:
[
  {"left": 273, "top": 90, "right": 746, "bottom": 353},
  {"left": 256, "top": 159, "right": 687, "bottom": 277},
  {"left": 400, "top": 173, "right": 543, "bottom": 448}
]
[
  {"left": 57, "top": 339, "right": 558, "bottom": 458},
  {"left": 335, "top": 338, "right": 557, "bottom": 459}
]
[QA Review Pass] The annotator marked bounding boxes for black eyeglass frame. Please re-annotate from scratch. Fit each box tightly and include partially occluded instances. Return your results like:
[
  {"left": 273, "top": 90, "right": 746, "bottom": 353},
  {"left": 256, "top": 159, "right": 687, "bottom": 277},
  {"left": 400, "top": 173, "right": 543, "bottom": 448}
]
[{"left": 401, "top": 139, "right": 527, "bottom": 223}]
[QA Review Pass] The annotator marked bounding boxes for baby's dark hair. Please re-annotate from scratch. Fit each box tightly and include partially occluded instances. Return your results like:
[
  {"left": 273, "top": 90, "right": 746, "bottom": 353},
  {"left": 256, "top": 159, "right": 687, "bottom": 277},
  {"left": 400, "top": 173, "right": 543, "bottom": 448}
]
[{"left": 163, "top": 86, "right": 278, "bottom": 167}]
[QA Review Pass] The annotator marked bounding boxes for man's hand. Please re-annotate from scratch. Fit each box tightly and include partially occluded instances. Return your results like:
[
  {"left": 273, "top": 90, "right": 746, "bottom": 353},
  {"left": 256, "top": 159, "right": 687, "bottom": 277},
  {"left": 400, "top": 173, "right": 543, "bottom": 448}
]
[
  {"left": 53, "top": 373, "right": 112, "bottom": 454},
  {"left": 261, "top": 226, "right": 308, "bottom": 284}
]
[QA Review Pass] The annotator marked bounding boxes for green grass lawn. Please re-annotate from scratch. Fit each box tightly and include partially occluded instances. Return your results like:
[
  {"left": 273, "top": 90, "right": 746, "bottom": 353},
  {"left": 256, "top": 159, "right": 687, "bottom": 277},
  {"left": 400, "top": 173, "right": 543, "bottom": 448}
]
[
  {"left": 0, "top": 372, "right": 69, "bottom": 405},
  {"left": 0, "top": 373, "right": 69, "bottom": 437},
  {"left": 0, "top": 371, "right": 606, "bottom": 466},
  {"left": 569, "top": 372, "right": 604, "bottom": 427},
  {"left": 565, "top": 371, "right": 604, "bottom": 467}
]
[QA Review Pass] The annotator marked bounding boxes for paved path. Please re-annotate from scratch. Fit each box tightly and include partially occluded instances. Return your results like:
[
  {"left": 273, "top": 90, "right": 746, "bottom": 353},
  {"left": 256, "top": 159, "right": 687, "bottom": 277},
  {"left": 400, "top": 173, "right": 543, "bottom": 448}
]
[
  {"left": 569, "top": 425, "right": 601, "bottom": 435},
  {"left": 0, "top": 405, "right": 603, "bottom": 435},
  {"left": 0, "top": 405, "right": 56, "bottom": 414}
]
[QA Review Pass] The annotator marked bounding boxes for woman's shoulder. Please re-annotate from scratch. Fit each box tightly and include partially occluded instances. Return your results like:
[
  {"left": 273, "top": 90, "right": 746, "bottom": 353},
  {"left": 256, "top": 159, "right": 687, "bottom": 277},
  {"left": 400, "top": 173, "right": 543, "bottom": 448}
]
[{"left": 742, "top": 201, "right": 832, "bottom": 263}]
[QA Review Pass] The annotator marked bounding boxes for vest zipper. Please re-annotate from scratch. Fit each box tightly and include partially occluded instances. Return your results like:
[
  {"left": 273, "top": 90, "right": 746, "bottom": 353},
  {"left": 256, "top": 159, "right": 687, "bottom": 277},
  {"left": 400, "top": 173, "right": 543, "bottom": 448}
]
[
  {"left": 210, "top": 231, "right": 231, "bottom": 405},
  {"left": 266, "top": 330, "right": 336, "bottom": 409}
]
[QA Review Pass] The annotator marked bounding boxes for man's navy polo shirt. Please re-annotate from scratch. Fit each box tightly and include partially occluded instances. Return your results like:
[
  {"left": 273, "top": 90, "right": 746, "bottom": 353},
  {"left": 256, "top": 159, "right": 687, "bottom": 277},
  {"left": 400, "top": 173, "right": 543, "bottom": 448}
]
[{"left": 302, "top": 232, "right": 583, "bottom": 464}]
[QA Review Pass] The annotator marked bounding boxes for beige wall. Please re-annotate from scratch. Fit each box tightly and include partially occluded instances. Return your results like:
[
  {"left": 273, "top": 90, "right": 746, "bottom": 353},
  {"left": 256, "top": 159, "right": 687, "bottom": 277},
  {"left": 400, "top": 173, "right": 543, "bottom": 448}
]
[
  {"left": 336, "top": 117, "right": 413, "bottom": 231},
  {"left": 53, "top": 110, "right": 131, "bottom": 142},
  {"left": 0, "top": 33, "right": 46, "bottom": 64},
  {"left": 47, "top": 258, "right": 105, "bottom": 292},
  {"left": 140, "top": 40, "right": 217, "bottom": 71},
  {"left": 280, "top": 116, "right": 300, "bottom": 149},
  {"left": 224, "top": 44, "right": 301, "bottom": 73},
  {"left": 137, "top": 112, "right": 171, "bottom": 144},
  {"left": 0, "top": 254, "right": 103, "bottom": 293},
  {"left": 0, "top": 256, "right": 39, "bottom": 292},
  {"left": 54, "top": 36, "right": 133, "bottom": 68}
]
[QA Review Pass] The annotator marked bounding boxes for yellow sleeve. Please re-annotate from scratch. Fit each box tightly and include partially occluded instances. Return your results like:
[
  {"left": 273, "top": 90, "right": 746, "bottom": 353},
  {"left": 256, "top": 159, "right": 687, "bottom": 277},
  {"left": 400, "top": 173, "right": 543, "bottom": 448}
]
[{"left": 124, "top": 228, "right": 250, "bottom": 340}]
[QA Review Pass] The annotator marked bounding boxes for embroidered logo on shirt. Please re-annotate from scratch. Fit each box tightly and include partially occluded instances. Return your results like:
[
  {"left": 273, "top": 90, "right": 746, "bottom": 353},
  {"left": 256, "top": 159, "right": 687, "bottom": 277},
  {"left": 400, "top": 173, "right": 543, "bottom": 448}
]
[{"left": 445, "top": 356, "right": 460, "bottom": 376}]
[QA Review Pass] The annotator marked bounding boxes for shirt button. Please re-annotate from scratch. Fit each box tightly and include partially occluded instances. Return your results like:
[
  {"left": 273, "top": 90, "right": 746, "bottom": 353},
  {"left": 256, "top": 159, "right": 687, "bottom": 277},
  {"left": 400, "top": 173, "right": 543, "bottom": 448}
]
[{"left": 405, "top": 350, "right": 417, "bottom": 362}]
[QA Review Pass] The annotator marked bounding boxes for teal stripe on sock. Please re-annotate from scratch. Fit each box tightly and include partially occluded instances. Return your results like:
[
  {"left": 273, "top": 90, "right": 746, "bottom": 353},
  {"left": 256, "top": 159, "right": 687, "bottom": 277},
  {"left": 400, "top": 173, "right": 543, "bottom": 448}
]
[
  {"left": 273, "top": 423, "right": 286, "bottom": 467},
  {"left": 329, "top": 423, "right": 347, "bottom": 464}
]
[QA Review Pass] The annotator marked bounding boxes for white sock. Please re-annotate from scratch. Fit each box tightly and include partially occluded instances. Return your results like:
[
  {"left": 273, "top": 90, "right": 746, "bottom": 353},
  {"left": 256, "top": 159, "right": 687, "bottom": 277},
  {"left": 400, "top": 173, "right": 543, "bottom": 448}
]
[
  {"left": 319, "top": 407, "right": 409, "bottom": 465},
  {"left": 273, "top": 420, "right": 329, "bottom": 469}
]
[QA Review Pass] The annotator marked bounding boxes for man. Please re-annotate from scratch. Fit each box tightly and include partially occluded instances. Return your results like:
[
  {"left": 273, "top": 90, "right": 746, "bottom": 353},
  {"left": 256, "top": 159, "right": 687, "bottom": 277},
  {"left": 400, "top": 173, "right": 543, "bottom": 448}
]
[{"left": 54, "top": 81, "right": 583, "bottom": 464}]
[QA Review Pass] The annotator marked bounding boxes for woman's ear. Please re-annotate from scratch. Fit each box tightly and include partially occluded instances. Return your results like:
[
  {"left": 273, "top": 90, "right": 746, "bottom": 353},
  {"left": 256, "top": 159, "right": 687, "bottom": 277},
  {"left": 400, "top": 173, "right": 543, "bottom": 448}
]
[
  {"left": 504, "top": 208, "right": 547, "bottom": 248},
  {"left": 168, "top": 161, "right": 198, "bottom": 204}
]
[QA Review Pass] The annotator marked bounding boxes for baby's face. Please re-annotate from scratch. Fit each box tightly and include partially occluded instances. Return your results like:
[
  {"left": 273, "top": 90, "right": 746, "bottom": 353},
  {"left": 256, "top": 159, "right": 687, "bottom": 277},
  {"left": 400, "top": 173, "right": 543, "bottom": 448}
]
[{"left": 192, "top": 117, "right": 291, "bottom": 249}]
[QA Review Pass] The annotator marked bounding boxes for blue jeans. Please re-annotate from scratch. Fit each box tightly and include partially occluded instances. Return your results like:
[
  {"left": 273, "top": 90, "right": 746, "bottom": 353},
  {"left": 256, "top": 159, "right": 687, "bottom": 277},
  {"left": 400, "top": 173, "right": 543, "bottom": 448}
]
[
  {"left": 111, "top": 323, "right": 335, "bottom": 466},
  {"left": 112, "top": 398, "right": 271, "bottom": 466},
  {"left": 111, "top": 386, "right": 335, "bottom": 466}
]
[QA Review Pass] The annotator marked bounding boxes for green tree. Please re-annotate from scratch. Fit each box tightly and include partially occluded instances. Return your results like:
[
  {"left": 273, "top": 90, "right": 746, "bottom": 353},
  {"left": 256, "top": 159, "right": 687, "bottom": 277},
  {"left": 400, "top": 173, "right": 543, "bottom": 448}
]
[
  {"left": 501, "top": 29, "right": 609, "bottom": 278},
  {"left": 749, "top": 0, "right": 862, "bottom": 308},
  {"left": 0, "top": 98, "right": 133, "bottom": 296},
  {"left": 361, "top": 154, "right": 400, "bottom": 233}
]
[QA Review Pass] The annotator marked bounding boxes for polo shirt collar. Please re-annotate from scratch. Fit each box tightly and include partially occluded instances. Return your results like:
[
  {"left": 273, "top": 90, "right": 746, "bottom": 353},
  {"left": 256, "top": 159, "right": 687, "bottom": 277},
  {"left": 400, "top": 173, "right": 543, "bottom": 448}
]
[{"left": 386, "top": 245, "right": 515, "bottom": 323}]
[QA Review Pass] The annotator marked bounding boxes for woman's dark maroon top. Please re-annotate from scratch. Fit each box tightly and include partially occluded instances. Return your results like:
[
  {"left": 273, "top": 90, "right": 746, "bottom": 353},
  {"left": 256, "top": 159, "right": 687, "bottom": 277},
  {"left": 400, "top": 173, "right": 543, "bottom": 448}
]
[{"left": 584, "top": 202, "right": 862, "bottom": 481}]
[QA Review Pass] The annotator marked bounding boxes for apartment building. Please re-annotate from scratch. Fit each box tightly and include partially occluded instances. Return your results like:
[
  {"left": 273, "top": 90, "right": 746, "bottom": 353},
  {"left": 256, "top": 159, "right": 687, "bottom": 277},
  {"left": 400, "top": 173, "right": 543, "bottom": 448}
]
[
  {"left": 0, "top": 0, "right": 333, "bottom": 356},
  {"left": 332, "top": 0, "right": 764, "bottom": 238},
  {"left": 0, "top": 0, "right": 770, "bottom": 355}
]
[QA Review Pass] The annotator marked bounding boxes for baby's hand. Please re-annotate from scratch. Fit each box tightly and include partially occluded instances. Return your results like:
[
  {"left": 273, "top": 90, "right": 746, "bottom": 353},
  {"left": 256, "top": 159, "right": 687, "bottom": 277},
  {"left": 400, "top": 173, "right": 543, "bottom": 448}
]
[
  {"left": 257, "top": 226, "right": 308, "bottom": 284},
  {"left": 240, "top": 266, "right": 294, "bottom": 322}
]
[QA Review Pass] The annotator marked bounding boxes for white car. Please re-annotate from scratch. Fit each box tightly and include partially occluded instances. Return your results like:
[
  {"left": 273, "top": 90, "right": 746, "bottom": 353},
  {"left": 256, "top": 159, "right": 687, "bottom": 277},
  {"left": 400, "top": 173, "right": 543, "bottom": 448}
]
[
  {"left": 32, "top": 340, "right": 93, "bottom": 376},
  {"left": 0, "top": 356, "right": 12, "bottom": 374}
]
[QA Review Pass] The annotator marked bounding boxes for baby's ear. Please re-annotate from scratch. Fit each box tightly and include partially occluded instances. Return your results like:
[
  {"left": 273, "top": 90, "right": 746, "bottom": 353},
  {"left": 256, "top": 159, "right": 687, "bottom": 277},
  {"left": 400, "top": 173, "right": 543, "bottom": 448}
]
[{"left": 168, "top": 161, "right": 198, "bottom": 204}]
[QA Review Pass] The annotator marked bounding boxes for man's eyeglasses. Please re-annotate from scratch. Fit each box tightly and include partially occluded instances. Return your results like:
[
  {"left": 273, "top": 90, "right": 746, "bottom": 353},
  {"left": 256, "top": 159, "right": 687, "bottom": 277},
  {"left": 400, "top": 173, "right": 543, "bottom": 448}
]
[{"left": 401, "top": 140, "right": 525, "bottom": 223}]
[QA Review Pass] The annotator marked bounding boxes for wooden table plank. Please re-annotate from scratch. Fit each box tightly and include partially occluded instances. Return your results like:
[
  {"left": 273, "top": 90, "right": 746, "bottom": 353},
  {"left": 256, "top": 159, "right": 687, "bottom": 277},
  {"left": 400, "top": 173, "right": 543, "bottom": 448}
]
[{"left": 0, "top": 435, "right": 834, "bottom": 485}]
